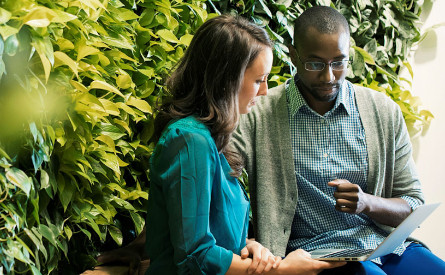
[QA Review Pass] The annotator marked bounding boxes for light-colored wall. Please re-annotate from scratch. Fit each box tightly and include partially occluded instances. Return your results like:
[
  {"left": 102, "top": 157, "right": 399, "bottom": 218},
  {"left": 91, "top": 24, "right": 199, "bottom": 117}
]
[{"left": 408, "top": 0, "right": 445, "bottom": 260}]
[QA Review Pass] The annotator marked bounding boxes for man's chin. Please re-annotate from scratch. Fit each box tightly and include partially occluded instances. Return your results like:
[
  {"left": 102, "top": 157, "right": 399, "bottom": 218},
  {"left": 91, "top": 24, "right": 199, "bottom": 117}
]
[{"left": 312, "top": 88, "right": 339, "bottom": 102}]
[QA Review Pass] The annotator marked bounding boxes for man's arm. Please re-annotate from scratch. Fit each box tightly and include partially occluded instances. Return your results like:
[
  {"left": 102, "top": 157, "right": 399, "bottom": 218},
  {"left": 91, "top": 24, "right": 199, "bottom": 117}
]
[
  {"left": 328, "top": 179, "right": 411, "bottom": 227},
  {"left": 96, "top": 227, "right": 148, "bottom": 274},
  {"left": 343, "top": 86, "right": 424, "bottom": 228}
]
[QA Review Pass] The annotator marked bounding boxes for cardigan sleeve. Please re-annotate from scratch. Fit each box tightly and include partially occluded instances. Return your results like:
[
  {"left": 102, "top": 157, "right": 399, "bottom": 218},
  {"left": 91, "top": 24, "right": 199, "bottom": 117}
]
[
  {"left": 354, "top": 83, "right": 424, "bottom": 204},
  {"left": 391, "top": 102, "right": 424, "bottom": 206},
  {"left": 153, "top": 128, "right": 233, "bottom": 274}
]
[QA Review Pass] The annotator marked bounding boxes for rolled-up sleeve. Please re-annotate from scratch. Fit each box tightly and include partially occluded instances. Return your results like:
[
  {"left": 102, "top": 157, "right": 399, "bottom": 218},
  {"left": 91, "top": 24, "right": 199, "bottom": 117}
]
[{"left": 154, "top": 129, "right": 233, "bottom": 274}]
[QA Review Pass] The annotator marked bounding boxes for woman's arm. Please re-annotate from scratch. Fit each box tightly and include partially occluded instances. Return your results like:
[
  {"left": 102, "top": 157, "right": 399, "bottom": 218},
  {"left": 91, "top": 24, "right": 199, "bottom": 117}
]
[
  {"left": 227, "top": 249, "right": 346, "bottom": 275},
  {"left": 156, "top": 129, "right": 236, "bottom": 274}
]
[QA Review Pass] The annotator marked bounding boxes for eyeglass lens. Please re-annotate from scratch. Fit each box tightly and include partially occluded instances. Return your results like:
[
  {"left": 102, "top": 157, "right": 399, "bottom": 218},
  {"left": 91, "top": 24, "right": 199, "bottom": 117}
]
[{"left": 305, "top": 61, "right": 348, "bottom": 71}]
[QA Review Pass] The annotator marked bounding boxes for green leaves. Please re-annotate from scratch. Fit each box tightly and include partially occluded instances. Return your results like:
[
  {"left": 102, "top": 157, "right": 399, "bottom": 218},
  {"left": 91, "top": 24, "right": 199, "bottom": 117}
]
[{"left": 0, "top": 0, "right": 210, "bottom": 273}]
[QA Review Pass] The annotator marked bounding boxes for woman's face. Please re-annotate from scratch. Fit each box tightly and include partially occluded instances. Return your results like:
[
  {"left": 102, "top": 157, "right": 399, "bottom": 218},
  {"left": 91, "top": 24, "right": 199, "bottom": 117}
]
[{"left": 239, "top": 47, "right": 273, "bottom": 114}]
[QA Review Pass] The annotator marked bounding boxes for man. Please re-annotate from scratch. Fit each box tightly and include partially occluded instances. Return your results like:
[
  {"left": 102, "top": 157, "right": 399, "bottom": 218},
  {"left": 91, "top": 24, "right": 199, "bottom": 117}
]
[{"left": 232, "top": 5, "right": 445, "bottom": 274}]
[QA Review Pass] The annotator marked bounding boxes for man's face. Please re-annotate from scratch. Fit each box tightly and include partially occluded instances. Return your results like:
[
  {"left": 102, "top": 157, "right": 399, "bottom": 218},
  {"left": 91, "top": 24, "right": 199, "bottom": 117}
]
[{"left": 291, "top": 27, "right": 350, "bottom": 105}]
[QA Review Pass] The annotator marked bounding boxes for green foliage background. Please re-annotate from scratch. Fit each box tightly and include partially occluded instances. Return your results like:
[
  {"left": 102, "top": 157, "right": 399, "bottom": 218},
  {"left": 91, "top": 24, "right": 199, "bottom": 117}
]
[{"left": 0, "top": 0, "right": 433, "bottom": 273}]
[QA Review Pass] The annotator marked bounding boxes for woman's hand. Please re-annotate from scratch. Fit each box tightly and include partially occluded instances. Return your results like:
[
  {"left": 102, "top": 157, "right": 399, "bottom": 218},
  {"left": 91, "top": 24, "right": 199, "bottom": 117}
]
[
  {"left": 280, "top": 249, "right": 346, "bottom": 275},
  {"left": 240, "top": 239, "right": 281, "bottom": 274}
]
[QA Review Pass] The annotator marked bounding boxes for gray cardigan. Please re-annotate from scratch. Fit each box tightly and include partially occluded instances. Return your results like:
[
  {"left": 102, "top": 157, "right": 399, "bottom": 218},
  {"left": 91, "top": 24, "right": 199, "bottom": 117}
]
[{"left": 232, "top": 80, "right": 424, "bottom": 257}]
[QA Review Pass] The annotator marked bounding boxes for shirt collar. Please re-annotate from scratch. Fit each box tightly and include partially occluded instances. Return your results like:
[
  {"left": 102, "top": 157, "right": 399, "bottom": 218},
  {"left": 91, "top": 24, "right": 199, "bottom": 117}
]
[{"left": 286, "top": 75, "right": 352, "bottom": 117}]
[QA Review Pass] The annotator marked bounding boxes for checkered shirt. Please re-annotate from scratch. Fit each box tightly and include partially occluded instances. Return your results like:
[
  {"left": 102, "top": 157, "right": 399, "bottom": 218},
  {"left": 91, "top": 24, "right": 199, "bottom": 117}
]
[{"left": 285, "top": 77, "right": 420, "bottom": 264}]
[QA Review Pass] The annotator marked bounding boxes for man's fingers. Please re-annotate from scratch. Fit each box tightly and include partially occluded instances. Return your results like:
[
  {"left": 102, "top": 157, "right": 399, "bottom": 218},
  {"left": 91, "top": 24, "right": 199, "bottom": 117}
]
[
  {"left": 336, "top": 184, "right": 359, "bottom": 192},
  {"left": 335, "top": 199, "right": 357, "bottom": 207},
  {"left": 328, "top": 179, "right": 350, "bottom": 186},
  {"left": 334, "top": 198, "right": 359, "bottom": 213},
  {"left": 333, "top": 192, "right": 359, "bottom": 201},
  {"left": 97, "top": 252, "right": 119, "bottom": 264},
  {"left": 138, "top": 260, "right": 151, "bottom": 275},
  {"left": 335, "top": 205, "right": 355, "bottom": 213},
  {"left": 128, "top": 259, "right": 141, "bottom": 275}
]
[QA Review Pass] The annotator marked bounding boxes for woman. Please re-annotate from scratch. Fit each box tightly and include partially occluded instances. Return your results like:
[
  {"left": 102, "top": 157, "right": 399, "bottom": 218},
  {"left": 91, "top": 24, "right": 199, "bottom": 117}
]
[
  {"left": 96, "top": 14, "right": 345, "bottom": 275},
  {"left": 145, "top": 14, "right": 278, "bottom": 274}
]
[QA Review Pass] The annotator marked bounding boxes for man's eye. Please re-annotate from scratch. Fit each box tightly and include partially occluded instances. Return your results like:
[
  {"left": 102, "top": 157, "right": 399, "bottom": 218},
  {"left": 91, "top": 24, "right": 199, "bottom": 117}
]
[{"left": 307, "top": 62, "right": 324, "bottom": 70}]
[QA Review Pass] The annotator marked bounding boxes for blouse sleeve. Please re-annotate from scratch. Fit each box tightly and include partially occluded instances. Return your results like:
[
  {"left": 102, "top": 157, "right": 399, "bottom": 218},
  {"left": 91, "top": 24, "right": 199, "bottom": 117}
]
[{"left": 152, "top": 128, "right": 233, "bottom": 275}]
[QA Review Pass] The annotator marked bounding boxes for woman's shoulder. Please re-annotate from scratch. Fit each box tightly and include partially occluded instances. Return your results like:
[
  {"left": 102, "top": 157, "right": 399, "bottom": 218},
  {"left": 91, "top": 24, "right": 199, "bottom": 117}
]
[
  {"left": 158, "top": 116, "right": 214, "bottom": 148},
  {"left": 169, "top": 116, "right": 209, "bottom": 132}
]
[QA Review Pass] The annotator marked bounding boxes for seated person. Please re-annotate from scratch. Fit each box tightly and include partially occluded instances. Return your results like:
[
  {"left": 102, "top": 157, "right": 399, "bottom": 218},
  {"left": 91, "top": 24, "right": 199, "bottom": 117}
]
[{"left": 232, "top": 6, "right": 445, "bottom": 275}]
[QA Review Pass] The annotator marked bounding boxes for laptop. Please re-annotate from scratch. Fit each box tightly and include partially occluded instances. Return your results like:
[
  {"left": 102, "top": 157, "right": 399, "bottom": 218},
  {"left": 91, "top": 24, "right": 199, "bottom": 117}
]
[{"left": 310, "top": 203, "right": 440, "bottom": 261}]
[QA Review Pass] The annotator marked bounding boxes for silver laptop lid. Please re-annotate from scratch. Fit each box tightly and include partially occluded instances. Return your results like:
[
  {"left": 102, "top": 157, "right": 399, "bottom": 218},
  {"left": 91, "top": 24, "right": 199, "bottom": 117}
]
[{"left": 367, "top": 203, "right": 441, "bottom": 260}]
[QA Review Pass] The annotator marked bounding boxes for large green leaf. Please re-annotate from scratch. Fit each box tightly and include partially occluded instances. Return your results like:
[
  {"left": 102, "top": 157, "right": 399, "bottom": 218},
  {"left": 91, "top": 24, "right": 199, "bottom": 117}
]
[{"left": 5, "top": 167, "right": 32, "bottom": 196}]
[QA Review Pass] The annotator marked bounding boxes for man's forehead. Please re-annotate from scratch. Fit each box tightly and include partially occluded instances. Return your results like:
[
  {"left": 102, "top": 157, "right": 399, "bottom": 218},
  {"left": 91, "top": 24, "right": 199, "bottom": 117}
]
[{"left": 296, "top": 27, "right": 350, "bottom": 53}]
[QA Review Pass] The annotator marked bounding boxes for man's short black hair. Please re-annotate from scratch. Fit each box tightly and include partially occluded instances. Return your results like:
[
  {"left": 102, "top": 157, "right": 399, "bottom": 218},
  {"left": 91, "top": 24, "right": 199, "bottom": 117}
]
[{"left": 294, "top": 6, "right": 350, "bottom": 49}]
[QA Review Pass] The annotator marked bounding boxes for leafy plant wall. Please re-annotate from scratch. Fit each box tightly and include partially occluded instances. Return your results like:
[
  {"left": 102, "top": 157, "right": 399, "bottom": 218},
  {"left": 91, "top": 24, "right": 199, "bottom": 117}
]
[{"left": 0, "top": 0, "right": 432, "bottom": 274}]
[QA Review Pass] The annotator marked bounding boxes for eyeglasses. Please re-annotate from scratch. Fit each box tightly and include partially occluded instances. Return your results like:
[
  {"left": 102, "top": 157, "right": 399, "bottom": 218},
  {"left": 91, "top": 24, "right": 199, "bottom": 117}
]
[{"left": 296, "top": 51, "right": 349, "bottom": 72}]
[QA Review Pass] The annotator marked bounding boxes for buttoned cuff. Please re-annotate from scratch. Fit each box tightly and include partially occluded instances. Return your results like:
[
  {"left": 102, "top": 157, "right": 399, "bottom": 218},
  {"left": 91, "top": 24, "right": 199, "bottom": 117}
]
[
  {"left": 177, "top": 247, "right": 233, "bottom": 275},
  {"left": 177, "top": 255, "right": 205, "bottom": 275}
]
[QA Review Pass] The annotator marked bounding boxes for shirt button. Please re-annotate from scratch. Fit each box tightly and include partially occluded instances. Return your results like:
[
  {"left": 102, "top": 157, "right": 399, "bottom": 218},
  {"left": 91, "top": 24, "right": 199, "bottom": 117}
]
[{"left": 323, "top": 153, "right": 328, "bottom": 158}]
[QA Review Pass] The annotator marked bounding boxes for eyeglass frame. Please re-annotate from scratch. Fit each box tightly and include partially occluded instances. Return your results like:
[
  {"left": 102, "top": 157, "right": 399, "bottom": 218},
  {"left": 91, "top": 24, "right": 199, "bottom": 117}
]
[{"left": 295, "top": 50, "right": 350, "bottom": 72}]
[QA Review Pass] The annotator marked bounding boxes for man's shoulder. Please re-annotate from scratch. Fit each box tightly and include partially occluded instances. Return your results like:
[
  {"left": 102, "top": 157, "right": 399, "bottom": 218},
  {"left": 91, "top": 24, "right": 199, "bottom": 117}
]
[
  {"left": 238, "top": 81, "right": 287, "bottom": 132},
  {"left": 254, "top": 82, "right": 287, "bottom": 111},
  {"left": 350, "top": 82, "right": 398, "bottom": 110},
  {"left": 268, "top": 82, "right": 286, "bottom": 96}
]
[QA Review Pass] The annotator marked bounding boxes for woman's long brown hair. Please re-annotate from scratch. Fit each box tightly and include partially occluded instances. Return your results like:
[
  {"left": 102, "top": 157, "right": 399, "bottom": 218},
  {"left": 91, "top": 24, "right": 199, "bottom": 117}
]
[{"left": 154, "top": 15, "right": 272, "bottom": 177}]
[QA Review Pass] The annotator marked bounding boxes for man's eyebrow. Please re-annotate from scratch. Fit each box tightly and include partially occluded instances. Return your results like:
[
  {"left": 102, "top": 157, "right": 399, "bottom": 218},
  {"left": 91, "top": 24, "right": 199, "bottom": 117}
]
[{"left": 306, "top": 54, "right": 348, "bottom": 60}]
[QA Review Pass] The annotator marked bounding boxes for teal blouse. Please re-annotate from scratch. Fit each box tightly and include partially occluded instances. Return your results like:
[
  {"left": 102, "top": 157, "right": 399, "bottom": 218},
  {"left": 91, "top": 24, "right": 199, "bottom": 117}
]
[{"left": 145, "top": 116, "right": 250, "bottom": 275}]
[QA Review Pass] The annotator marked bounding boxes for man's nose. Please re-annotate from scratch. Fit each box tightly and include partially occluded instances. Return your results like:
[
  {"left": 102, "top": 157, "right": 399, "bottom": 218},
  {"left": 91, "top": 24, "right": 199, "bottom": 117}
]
[{"left": 319, "top": 64, "right": 335, "bottom": 83}]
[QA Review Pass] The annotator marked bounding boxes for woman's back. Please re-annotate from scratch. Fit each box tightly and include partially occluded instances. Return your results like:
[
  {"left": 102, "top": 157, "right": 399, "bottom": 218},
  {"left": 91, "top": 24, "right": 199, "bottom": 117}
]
[{"left": 146, "top": 116, "right": 250, "bottom": 274}]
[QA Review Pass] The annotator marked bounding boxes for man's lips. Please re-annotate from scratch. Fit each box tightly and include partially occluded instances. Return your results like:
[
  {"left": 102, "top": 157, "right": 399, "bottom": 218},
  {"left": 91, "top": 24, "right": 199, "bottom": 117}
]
[{"left": 314, "top": 85, "right": 339, "bottom": 91}]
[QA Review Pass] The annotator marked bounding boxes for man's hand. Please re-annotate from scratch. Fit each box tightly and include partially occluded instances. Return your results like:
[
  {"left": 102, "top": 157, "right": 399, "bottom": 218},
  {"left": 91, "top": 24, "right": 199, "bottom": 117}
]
[
  {"left": 328, "top": 179, "right": 413, "bottom": 227},
  {"left": 240, "top": 239, "right": 281, "bottom": 274},
  {"left": 328, "top": 179, "right": 369, "bottom": 214},
  {"left": 96, "top": 228, "right": 148, "bottom": 275},
  {"left": 280, "top": 249, "right": 346, "bottom": 275},
  {"left": 96, "top": 243, "right": 149, "bottom": 275}
]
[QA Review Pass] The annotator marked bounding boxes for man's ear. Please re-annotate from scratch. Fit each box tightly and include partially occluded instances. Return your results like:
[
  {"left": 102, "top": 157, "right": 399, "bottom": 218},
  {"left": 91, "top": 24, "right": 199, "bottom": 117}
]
[{"left": 288, "top": 44, "right": 298, "bottom": 67}]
